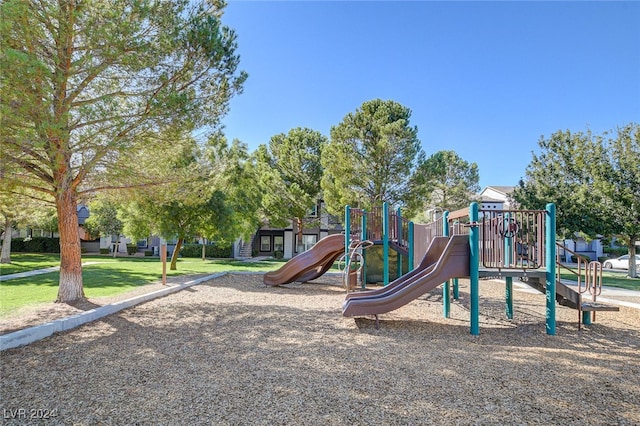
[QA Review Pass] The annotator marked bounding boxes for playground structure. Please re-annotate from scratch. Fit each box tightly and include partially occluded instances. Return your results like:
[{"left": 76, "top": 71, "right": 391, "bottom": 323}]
[
  {"left": 343, "top": 202, "right": 619, "bottom": 334},
  {"left": 264, "top": 201, "right": 619, "bottom": 335}
]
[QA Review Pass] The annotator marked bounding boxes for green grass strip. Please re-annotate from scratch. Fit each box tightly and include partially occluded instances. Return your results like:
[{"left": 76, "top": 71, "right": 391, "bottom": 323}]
[{"left": 0, "top": 255, "right": 282, "bottom": 315}]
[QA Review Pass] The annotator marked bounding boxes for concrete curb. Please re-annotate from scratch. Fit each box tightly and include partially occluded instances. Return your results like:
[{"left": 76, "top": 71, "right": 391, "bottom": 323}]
[{"left": 0, "top": 272, "right": 226, "bottom": 351}]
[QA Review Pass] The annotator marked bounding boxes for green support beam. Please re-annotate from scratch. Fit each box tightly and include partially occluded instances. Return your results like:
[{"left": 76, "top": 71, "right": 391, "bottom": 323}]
[
  {"left": 470, "top": 202, "right": 480, "bottom": 335},
  {"left": 546, "top": 203, "right": 556, "bottom": 335},
  {"left": 443, "top": 211, "right": 450, "bottom": 318},
  {"left": 383, "top": 202, "right": 389, "bottom": 285}
]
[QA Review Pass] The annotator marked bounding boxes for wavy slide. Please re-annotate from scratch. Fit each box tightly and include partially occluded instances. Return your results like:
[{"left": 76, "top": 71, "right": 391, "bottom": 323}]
[
  {"left": 342, "top": 235, "right": 470, "bottom": 317},
  {"left": 263, "top": 234, "right": 345, "bottom": 286}
]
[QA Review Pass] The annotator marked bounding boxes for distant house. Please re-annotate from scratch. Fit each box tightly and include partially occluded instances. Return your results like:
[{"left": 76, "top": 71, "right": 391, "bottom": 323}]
[
  {"left": 9, "top": 205, "right": 90, "bottom": 240},
  {"left": 237, "top": 200, "right": 344, "bottom": 260},
  {"left": 477, "top": 186, "right": 515, "bottom": 210}
]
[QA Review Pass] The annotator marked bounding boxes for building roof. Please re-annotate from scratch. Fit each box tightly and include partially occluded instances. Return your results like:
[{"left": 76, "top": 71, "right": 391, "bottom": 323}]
[
  {"left": 479, "top": 197, "right": 504, "bottom": 203},
  {"left": 485, "top": 186, "right": 515, "bottom": 195}
]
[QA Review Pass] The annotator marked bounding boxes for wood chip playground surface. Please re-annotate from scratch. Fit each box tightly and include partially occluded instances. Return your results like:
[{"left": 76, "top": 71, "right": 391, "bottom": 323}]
[{"left": 1, "top": 273, "right": 639, "bottom": 425}]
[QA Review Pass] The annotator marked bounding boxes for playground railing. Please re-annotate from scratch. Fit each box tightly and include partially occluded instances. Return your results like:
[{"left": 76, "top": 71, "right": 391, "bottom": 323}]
[
  {"left": 447, "top": 207, "right": 546, "bottom": 270},
  {"left": 555, "top": 242, "right": 602, "bottom": 296},
  {"left": 349, "top": 208, "right": 365, "bottom": 240},
  {"left": 365, "top": 207, "right": 383, "bottom": 241},
  {"left": 389, "top": 214, "right": 410, "bottom": 249},
  {"left": 479, "top": 209, "right": 546, "bottom": 269}
]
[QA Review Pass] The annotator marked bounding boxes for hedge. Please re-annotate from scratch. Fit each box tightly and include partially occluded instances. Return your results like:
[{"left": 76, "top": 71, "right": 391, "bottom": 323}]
[
  {"left": 571, "top": 254, "right": 591, "bottom": 263},
  {"left": 180, "top": 243, "right": 232, "bottom": 258},
  {"left": 603, "top": 247, "right": 628, "bottom": 257},
  {"left": 9, "top": 237, "right": 61, "bottom": 253}
]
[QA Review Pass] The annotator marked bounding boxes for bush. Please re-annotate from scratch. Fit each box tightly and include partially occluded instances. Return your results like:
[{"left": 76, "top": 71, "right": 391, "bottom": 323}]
[
  {"left": 571, "top": 254, "right": 591, "bottom": 263},
  {"left": 144, "top": 250, "right": 153, "bottom": 256},
  {"left": 180, "top": 243, "right": 232, "bottom": 258},
  {"left": 607, "top": 247, "right": 628, "bottom": 257},
  {"left": 99, "top": 248, "right": 110, "bottom": 255},
  {"left": 598, "top": 256, "right": 610, "bottom": 263},
  {"left": 274, "top": 250, "right": 284, "bottom": 259},
  {"left": 126, "top": 244, "right": 138, "bottom": 255},
  {"left": 11, "top": 237, "right": 60, "bottom": 253}
]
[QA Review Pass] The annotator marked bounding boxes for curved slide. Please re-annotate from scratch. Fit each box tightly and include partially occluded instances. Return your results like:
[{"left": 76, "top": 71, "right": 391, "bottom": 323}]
[
  {"left": 342, "top": 235, "right": 470, "bottom": 317},
  {"left": 263, "top": 234, "right": 345, "bottom": 286}
]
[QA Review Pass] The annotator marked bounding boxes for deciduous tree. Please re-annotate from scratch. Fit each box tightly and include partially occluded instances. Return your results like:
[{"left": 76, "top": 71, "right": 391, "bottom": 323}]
[
  {"left": 256, "top": 127, "right": 327, "bottom": 239},
  {"left": 513, "top": 124, "right": 639, "bottom": 277}
]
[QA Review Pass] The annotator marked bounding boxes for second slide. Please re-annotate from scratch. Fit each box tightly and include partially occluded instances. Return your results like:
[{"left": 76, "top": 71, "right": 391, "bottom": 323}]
[
  {"left": 263, "top": 234, "right": 345, "bottom": 286},
  {"left": 342, "top": 235, "right": 470, "bottom": 317}
]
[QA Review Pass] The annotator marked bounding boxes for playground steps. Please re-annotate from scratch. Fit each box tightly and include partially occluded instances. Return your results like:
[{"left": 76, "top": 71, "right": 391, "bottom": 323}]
[{"left": 524, "top": 277, "right": 619, "bottom": 326}]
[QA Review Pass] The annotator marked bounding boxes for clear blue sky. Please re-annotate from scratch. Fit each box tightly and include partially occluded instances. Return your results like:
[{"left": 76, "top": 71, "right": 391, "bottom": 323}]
[{"left": 220, "top": 1, "right": 640, "bottom": 190}]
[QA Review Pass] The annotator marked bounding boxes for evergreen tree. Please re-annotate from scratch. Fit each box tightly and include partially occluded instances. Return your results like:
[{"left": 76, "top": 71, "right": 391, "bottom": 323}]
[
  {"left": 0, "top": 0, "right": 246, "bottom": 301},
  {"left": 321, "top": 99, "right": 424, "bottom": 216}
]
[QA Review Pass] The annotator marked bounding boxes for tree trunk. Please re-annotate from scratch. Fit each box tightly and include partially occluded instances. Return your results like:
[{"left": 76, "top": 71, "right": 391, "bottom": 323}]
[
  {"left": 55, "top": 188, "right": 85, "bottom": 303},
  {"left": 629, "top": 238, "right": 637, "bottom": 279},
  {"left": 1, "top": 218, "right": 12, "bottom": 264},
  {"left": 170, "top": 238, "right": 184, "bottom": 271},
  {"left": 296, "top": 217, "right": 304, "bottom": 251}
]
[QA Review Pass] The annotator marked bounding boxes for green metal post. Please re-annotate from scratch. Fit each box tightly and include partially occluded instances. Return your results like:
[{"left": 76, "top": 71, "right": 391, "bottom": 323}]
[
  {"left": 443, "top": 211, "right": 451, "bottom": 318},
  {"left": 505, "top": 212, "right": 513, "bottom": 320},
  {"left": 408, "top": 222, "right": 414, "bottom": 271},
  {"left": 361, "top": 210, "right": 367, "bottom": 289},
  {"left": 383, "top": 202, "right": 389, "bottom": 285},
  {"left": 546, "top": 203, "right": 557, "bottom": 335},
  {"left": 505, "top": 277, "right": 513, "bottom": 319},
  {"left": 470, "top": 202, "right": 480, "bottom": 335},
  {"left": 452, "top": 217, "right": 459, "bottom": 299},
  {"left": 396, "top": 207, "right": 402, "bottom": 279}
]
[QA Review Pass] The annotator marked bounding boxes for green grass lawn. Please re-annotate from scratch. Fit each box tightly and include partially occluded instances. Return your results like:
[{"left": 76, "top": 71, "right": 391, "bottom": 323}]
[
  {"left": 0, "top": 253, "right": 61, "bottom": 275},
  {"left": 558, "top": 270, "right": 640, "bottom": 291},
  {"left": 0, "top": 254, "right": 282, "bottom": 315}
]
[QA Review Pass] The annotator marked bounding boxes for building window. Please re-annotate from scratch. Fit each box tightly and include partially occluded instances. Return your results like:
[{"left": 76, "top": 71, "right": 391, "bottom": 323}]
[
  {"left": 301, "top": 235, "right": 317, "bottom": 252},
  {"left": 260, "top": 236, "right": 271, "bottom": 252},
  {"left": 308, "top": 203, "right": 318, "bottom": 217},
  {"left": 274, "top": 236, "right": 284, "bottom": 252}
]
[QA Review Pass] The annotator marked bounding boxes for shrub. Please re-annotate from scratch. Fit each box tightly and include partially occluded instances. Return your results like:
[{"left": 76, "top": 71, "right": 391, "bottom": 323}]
[
  {"left": 144, "top": 250, "right": 153, "bottom": 256},
  {"left": 99, "top": 248, "right": 110, "bottom": 255},
  {"left": 603, "top": 247, "right": 628, "bottom": 257},
  {"left": 180, "top": 243, "right": 232, "bottom": 258},
  {"left": 11, "top": 237, "right": 60, "bottom": 253},
  {"left": 126, "top": 244, "right": 138, "bottom": 255},
  {"left": 274, "top": 250, "right": 284, "bottom": 259},
  {"left": 571, "top": 254, "right": 591, "bottom": 263}
]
